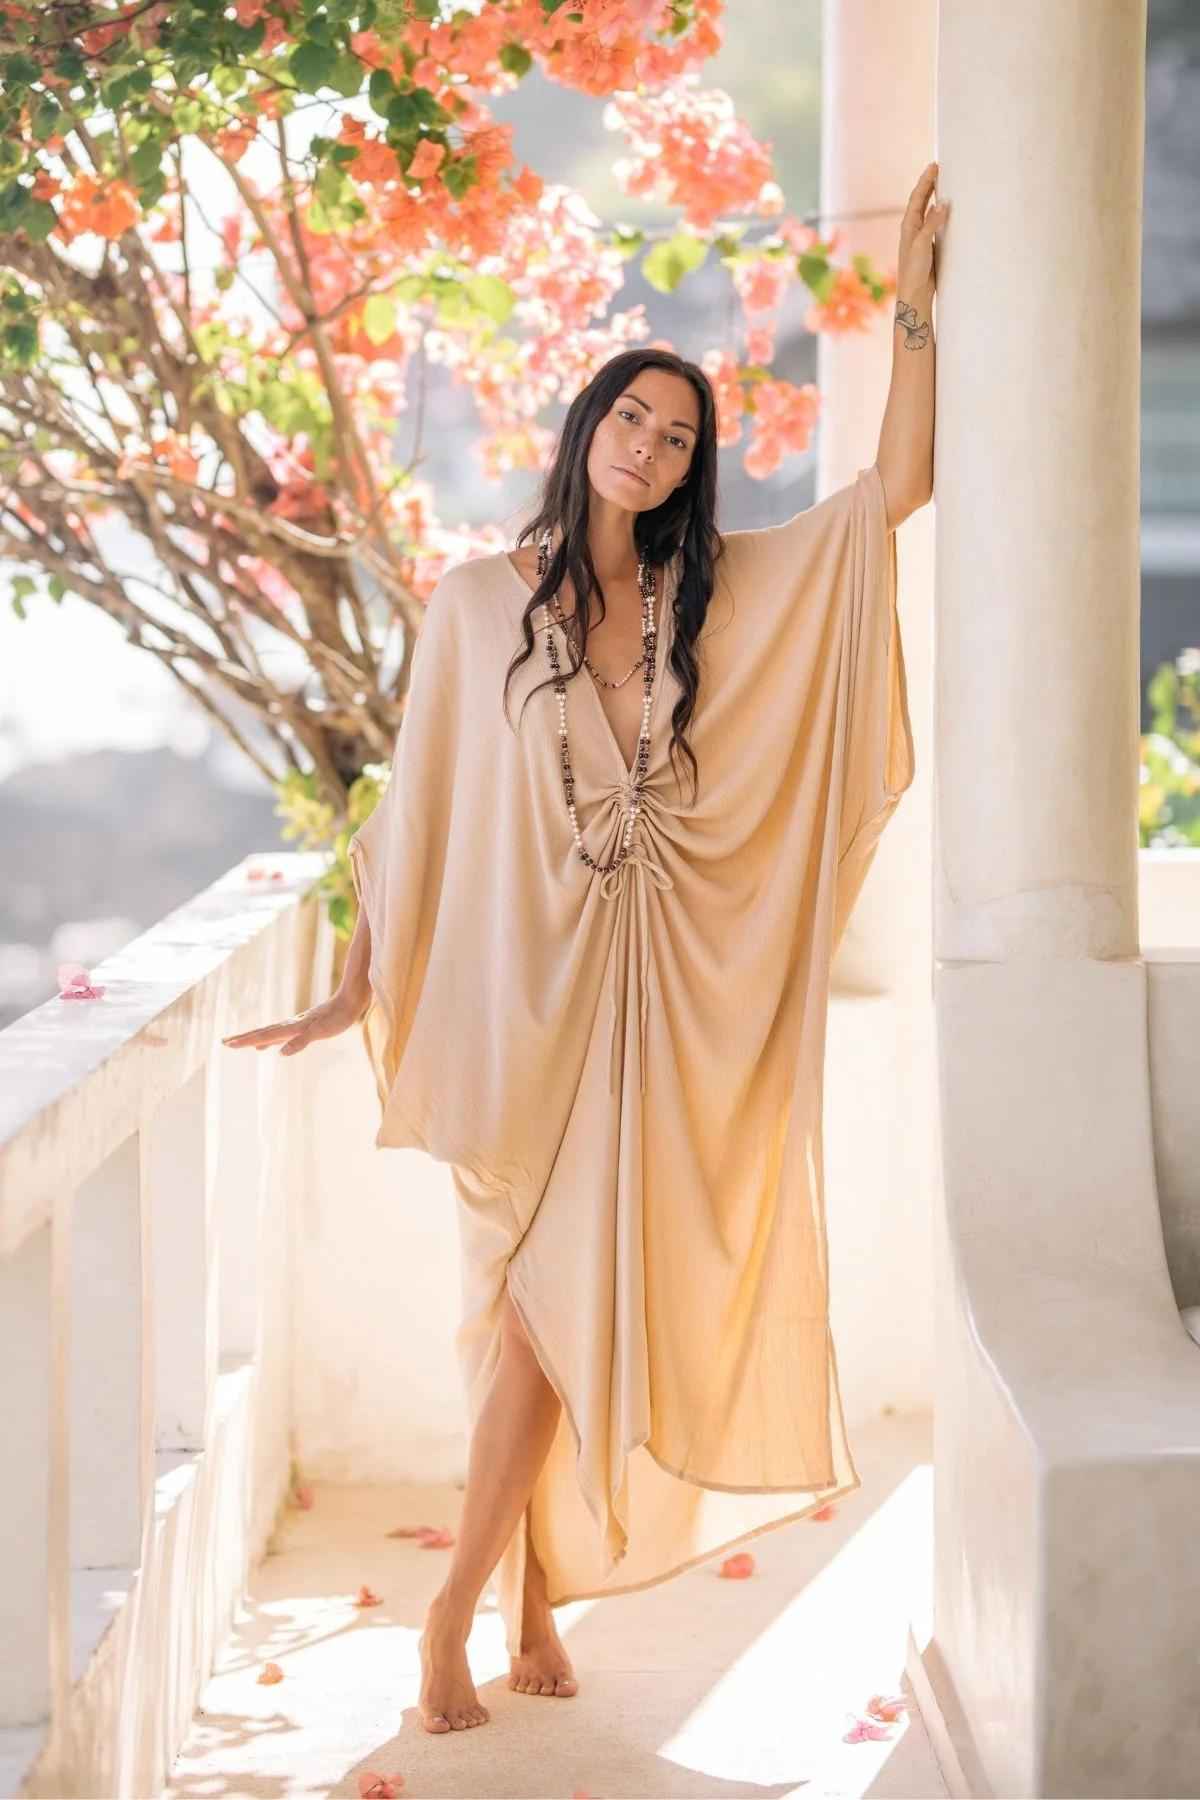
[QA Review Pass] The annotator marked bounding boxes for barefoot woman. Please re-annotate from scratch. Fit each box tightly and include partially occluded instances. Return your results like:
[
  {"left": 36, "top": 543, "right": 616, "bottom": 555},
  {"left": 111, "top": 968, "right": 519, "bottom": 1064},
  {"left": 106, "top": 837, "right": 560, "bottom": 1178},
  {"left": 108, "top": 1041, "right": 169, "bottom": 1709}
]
[{"left": 225, "top": 164, "right": 944, "bottom": 1733}]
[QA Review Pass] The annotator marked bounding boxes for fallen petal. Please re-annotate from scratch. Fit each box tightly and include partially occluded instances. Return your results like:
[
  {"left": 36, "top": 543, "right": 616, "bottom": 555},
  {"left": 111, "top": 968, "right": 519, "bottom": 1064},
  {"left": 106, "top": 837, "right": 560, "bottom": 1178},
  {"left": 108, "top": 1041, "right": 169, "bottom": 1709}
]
[
  {"left": 293, "top": 1484, "right": 314, "bottom": 1509},
  {"left": 418, "top": 1528, "right": 455, "bottom": 1549},
  {"left": 810, "top": 1503, "right": 838, "bottom": 1522},
  {"left": 843, "top": 1716, "right": 892, "bottom": 1743},
  {"left": 358, "top": 1773, "right": 405, "bottom": 1798},
  {"left": 386, "top": 1524, "right": 439, "bottom": 1538},
  {"left": 718, "top": 1552, "right": 755, "bottom": 1579},
  {"left": 866, "top": 1691, "right": 912, "bottom": 1722},
  {"left": 353, "top": 1584, "right": 383, "bottom": 1607},
  {"left": 256, "top": 1662, "right": 284, "bottom": 1685}
]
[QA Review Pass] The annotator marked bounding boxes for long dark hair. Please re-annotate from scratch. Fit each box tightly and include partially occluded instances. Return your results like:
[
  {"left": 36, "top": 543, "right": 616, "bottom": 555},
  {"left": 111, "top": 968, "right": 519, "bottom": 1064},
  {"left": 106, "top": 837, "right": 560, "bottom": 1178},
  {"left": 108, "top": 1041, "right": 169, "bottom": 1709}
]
[{"left": 501, "top": 347, "right": 725, "bottom": 807}]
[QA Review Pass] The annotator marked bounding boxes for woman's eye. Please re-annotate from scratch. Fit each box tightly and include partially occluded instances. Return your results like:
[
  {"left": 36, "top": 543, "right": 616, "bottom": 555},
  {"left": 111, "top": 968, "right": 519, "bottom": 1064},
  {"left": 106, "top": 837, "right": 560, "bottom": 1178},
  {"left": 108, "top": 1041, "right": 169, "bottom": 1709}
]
[{"left": 619, "top": 407, "right": 686, "bottom": 450}]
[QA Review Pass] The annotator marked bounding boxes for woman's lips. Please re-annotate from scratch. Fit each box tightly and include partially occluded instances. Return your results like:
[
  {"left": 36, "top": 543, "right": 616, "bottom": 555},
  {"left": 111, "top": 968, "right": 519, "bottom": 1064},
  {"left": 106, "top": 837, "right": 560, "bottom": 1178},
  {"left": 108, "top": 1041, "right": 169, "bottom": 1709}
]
[{"left": 614, "top": 465, "right": 649, "bottom": 486}]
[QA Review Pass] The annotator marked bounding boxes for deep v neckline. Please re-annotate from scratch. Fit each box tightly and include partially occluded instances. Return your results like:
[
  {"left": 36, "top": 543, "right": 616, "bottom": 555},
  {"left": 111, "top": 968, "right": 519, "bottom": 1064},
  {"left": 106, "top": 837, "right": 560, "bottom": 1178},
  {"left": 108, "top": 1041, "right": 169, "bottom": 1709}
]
[{"left": 501, "top": 549, "right": 673, "bottom": 784}]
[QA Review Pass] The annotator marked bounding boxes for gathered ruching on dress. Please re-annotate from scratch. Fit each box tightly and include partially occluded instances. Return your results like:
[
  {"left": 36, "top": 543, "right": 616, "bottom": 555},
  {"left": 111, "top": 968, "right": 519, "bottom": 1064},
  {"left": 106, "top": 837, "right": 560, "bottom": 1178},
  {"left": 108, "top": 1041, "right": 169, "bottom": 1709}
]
[{"left": 598, "top": 780, "right": 676, "bottom": 1093}]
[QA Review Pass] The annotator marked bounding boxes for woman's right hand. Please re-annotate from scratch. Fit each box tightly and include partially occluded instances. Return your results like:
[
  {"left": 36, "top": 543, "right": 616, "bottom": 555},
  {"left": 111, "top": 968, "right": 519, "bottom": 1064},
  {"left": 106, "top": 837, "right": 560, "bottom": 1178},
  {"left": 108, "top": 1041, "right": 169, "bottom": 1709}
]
[{"left": 222, "top": 990, "right": 366, "bottom": 1057}]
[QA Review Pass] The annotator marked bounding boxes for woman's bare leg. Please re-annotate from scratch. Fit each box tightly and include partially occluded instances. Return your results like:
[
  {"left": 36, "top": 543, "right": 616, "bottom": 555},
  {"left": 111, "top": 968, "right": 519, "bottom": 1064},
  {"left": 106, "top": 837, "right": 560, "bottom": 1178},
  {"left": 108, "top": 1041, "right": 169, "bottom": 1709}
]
[
  {"left": 418, "top": 1287, "right": 563, "bottom": 1731},
  {"left": 509, "top": 1525, "right": 578, "bottom": 1698}
]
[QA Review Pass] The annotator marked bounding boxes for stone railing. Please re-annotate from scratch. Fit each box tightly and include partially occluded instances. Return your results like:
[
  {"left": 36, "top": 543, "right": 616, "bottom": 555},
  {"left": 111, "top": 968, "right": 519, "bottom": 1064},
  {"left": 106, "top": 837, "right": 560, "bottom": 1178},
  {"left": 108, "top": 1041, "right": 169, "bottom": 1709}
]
[{"left": 0, "top": 855, "right": 327, "bottom": 1799}]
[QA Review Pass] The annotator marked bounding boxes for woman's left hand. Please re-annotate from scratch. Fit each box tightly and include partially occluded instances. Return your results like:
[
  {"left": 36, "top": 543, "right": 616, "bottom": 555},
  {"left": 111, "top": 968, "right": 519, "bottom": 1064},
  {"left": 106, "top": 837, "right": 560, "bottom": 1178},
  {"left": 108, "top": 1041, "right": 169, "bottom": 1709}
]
[{"left": 897, "top": 161, "right": 949, "bottom": 301}]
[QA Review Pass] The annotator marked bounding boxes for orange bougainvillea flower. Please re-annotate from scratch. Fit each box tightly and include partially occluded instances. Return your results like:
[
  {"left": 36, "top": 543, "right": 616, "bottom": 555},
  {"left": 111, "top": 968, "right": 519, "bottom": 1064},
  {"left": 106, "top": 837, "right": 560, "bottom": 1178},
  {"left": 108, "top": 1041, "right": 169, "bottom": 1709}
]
[
  {"left": 866, "top": 1692, "right": 912, "bottom": 1722},
  {"left": 353, "top": 1584, "right": 383, "bottom": 1607},
  {"left": 57, "top": 962, "right": 105, "bottom": 1000},
  {"left": 358, "top": 1772, "right": 405, "bottom": 1798},
  {"left": 718, "top": 1551, "right": 754, "bottom": 1579},
  {"left": 844, "top": 1714, "right": 893, "bottom": 1743},
  {"left": 256, "top": 1661, "right": 284, "bottom": 1685},
  {"left": 407, "top": 138, "right": 446, "bottom": 182},
  {"left": 810, "top": 1503, "right": 838, "bottom": 1522},
  {"left": 58, "top": 173, "right": 139, "bottom": 242}
]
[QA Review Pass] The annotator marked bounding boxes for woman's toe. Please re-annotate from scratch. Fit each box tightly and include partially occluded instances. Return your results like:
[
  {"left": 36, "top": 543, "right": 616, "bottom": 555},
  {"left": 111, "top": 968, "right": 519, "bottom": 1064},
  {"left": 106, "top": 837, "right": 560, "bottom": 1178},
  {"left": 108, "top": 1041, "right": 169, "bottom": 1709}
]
[
  {"left": 555, "top": 1675, "right": 578, "bottom": 1696},
  {"left": 423, "top": 1711, "right": 451, "bottom": 1734}
]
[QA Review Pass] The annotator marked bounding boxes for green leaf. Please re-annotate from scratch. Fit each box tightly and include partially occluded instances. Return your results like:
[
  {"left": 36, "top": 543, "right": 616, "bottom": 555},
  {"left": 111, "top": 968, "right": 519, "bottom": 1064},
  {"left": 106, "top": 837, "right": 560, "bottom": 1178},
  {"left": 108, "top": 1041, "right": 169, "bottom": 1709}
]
[
  {"left": 48, "top": 576, "right": 66, "bottom": 602},
  {"left": 4, "top": 53, "right": 40, "bottom": 88},
  {"left": 362, "top": 294, "right": 395, "bottom": 345},
  {"left": 21, "top": 199, "right": 57, "bottom": 242},
  {"left": 499, "top": 43, "right": 532, "bottom": 76},
  {"left": 288, "top": 40, "right": 339, "bottom": 92},
  {"left": 641, "top": 232, "right": 708, "bottom": 293},
  {"left": 797, "top": 250, "right": 836, "bottom": 302},
  {"left": 130, "top": 139, "right": 162, "bottom": 182},
  {"left": 368, "top": 67, "right": 394, "bottom": 115},
  {"left": 386, "top": 92, "right": 418, "bottom": 132},
  {"left": 329, "top": 52, "right": 364, "bottom": 97},
  {"left": 11, "top": 575, "right": 35, "bottom": 598},
  {"left": 464, "top": 272, "right": 515, "bottom": 323},
  {"left": 609, "top": 225, "right": 645, "bottom": 260},
  {"left": 441, "top": 154, "right": 476, "bottom": 200},
  {"left": 31, "top": 95, "right": 61, "bottom": 141}
]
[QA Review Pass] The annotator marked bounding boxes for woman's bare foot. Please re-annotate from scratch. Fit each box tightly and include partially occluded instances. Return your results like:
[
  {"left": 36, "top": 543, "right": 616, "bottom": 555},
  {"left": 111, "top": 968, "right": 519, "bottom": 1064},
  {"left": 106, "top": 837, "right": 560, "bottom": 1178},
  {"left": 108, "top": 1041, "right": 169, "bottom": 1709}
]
[
  {"left": 509, "top": 1592, "right": 578, "bottom": 1697},
  {"left": 417, "top": 1593, "right": 490, "bottom": 1732}
]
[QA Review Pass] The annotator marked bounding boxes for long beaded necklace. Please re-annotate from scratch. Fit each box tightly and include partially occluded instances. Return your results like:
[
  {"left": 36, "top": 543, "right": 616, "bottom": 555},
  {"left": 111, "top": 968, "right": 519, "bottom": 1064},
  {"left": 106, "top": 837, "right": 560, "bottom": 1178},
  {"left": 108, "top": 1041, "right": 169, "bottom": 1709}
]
[{"left": 537, "top": 525, "right": 658, "bottom": 877}]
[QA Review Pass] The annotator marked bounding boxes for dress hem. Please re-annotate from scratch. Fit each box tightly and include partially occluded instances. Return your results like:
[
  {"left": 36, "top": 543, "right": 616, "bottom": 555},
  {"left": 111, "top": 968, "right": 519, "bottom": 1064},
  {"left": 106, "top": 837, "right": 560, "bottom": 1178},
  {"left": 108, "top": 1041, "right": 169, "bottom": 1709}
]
[{"left": 542, "top": 1473, "right": 864, "bottom": 1613}]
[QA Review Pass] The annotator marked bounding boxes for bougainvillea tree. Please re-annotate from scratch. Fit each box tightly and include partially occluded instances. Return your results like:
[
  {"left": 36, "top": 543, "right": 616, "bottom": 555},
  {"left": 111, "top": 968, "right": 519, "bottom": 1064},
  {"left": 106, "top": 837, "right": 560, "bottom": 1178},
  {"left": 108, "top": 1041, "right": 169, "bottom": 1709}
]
[{"left": 0, "top": 0, "right": 893, "bottom": 932}]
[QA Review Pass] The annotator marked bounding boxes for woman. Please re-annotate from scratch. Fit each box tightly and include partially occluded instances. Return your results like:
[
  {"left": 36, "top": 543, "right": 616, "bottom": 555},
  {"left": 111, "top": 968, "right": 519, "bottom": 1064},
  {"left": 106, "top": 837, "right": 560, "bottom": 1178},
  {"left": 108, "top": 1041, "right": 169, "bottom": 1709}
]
[{"left": 224, "top": 162, "right": 946, "bottom": 1734}]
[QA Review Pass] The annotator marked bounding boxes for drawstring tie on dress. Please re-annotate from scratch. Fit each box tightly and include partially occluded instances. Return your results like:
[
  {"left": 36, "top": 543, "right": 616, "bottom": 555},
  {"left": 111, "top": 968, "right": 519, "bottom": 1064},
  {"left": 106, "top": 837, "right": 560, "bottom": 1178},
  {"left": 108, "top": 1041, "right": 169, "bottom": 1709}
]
[{"left": 600, "top": 835, "right": 673, "bottom": 1093}]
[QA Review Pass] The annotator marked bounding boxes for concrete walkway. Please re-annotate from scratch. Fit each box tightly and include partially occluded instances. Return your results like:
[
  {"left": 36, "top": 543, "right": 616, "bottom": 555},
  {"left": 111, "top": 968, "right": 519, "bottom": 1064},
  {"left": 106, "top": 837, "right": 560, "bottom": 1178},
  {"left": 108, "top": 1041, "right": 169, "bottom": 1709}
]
[{"left": 163, "top": 1410, "right": 945, "bottom": 1799}]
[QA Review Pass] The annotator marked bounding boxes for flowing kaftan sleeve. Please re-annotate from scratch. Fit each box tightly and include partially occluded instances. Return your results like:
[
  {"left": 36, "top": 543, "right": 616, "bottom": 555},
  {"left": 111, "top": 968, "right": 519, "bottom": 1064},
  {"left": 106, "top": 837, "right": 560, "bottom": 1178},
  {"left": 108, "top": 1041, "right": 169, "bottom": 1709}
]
[
  {"left": 764, "top": 462, "right": 916, "bottom": 948},
  {"left": 345, "top": 569, "right": 464, "bottom": 1123}
]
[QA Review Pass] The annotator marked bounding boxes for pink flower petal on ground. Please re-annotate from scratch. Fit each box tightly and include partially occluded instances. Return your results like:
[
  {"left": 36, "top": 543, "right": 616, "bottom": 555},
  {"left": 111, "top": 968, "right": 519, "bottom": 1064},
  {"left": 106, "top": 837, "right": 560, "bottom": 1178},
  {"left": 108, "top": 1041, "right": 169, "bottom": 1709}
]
[
  {"left": 843, "top": 1715, "right": 893, "bottom": 1743},
  {"left": 57, "top": 962, "right": 105, "bottom": 999},
  {"left": 353, "top": 1584, "right": 383, "bottom": 1607},
  {"left": 358, "top": 1773, "right": 405, "bottom": 1798},
  {"left": 418, "top": 1527, "right": 455, "bottom": 1549},
  {"left": 256, "top": 1661, "right": 284, "bottom": 1685},
  {"left": 293, "top": 1484, "right": 314, "bottom": 1509},
  {"left": 810, "top": 1503, "right": 838, "bottom": 1521},
  {"left": 866, "top": 1691, "right": 911, "bottom": 1722},
  {"left": 718, "top": 1552, "right": 755, "bottom": 1579},
  {"left": 386, "top": 1524, "right": 438, "bottom": 1538}
]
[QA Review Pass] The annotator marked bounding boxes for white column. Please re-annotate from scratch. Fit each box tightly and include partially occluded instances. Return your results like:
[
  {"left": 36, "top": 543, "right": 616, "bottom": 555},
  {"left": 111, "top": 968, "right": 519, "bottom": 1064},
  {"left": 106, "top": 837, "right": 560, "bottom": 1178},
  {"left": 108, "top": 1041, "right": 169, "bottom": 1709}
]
[
  {"left": 924, "top": 7, "right": 1195, "bottom": 1797},
  {"left": 72, "top": 1136, "right": 143, "bottom": 1568},
  {"left": 934, "top": 1, "right": 1143, "bottom": 964},
  {"left": 0, "top": 1215, "right": 69, "bottom": 1728},
  {"left": 147, "top": 1069, "right": 215, "bottom": 1451}
]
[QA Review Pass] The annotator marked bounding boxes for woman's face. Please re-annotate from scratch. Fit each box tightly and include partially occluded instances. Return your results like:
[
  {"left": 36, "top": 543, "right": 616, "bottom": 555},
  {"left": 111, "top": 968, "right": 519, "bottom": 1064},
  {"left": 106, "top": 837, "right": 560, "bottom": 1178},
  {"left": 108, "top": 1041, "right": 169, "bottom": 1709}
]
[{"left": 586, "top": 368, "right": 700, "bottom": 515}]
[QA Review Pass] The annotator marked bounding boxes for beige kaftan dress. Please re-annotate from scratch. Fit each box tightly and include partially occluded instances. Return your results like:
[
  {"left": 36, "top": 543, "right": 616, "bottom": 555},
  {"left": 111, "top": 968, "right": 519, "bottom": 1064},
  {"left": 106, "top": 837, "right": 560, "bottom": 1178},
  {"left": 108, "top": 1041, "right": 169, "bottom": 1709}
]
[{"left": 348, "top": 462, "right": 914, "bottom": 1655}]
